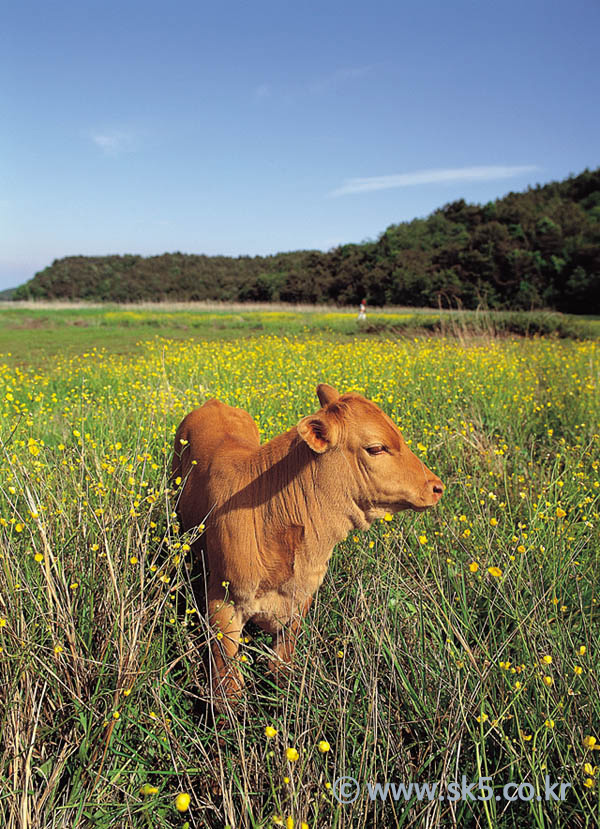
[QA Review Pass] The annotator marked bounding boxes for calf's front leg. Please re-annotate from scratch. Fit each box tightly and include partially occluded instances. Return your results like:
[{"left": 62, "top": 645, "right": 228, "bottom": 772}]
[{"left": 260, "top": 597, "right": 313, "bottom": 682}]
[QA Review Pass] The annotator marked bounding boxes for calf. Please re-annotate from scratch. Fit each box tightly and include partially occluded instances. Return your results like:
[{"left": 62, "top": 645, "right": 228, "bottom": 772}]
[{"left": 172, "top": 384, "right": 443, "bottom": 704}]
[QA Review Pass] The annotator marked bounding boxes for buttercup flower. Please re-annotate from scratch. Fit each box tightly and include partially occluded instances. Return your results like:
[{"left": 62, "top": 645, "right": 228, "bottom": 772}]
[{"left": 175, "top": 792, "right": 191, "bottom": 812}]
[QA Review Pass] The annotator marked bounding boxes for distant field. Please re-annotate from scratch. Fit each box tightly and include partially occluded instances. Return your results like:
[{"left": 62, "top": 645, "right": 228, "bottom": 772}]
[
  {"left": 0, "top": 306, "right": 599, "bottom": 827},
  {"left": 0, "top": 303, "right": 598, "bottom": 365}
]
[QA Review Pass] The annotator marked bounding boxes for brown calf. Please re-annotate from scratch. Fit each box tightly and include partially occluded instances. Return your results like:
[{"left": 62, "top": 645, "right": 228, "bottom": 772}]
[{"left": 172, "top": 384, "right": 443, "bottom": 704}]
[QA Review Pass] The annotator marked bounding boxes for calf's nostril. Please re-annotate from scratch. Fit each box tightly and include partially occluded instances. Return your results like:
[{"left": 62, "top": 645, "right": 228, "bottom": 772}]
[{"left": 433, "top": 484, "right": 444, "bottom": 495}]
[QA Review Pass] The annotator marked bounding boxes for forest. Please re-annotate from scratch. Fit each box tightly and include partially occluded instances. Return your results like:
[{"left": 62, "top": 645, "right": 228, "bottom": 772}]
[{"left": 13, "top": 167, "right": 600, "bottom": 312}]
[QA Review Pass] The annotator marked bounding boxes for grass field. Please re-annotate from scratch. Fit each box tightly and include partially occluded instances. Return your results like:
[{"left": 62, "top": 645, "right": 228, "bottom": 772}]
[
  {"left": 0, "top": 303, "right": 598, "bottom": 363},
  {"left": 0, "top": 305, "right": 599, "bottom": 828}
]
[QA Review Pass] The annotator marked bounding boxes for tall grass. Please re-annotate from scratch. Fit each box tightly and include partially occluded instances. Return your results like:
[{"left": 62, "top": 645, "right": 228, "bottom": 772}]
[{"left": 0, "top": 331, "right": 599, "bottom": 827}]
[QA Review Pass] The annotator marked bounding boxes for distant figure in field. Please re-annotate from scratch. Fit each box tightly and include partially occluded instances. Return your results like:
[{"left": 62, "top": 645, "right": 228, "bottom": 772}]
[{"left": 358, "top": 298, "right": 367, "bottom": 320}]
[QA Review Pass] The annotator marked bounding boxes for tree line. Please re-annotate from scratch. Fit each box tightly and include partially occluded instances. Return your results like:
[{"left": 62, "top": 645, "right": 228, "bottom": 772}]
[{"left": 14, "top": 168, "right": 600, "bottom": 312}]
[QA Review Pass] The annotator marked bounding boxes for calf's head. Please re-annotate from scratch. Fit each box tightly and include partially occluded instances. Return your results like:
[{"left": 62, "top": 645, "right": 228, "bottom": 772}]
[{"left": 297, "top": 383, "right": 444, "bottom": 518}]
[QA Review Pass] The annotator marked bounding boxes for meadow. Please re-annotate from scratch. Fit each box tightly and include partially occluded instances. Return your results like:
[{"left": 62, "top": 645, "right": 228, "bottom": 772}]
[{"left": 0, "top": 305, "right": 599, "bottom": 828}]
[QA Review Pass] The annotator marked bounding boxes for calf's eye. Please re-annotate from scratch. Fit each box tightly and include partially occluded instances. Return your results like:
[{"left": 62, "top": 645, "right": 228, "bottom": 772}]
[{"left": 366, "top": 444, "right": 385, "bottom": 455}]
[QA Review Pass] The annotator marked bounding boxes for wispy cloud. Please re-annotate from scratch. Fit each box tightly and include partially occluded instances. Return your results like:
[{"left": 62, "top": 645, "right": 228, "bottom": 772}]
[
  {"left": 254, "top": 83, "right": 271, "bottom": 100},
  {"left": 330, "top": 165, "right": 540, "bottom": 197},
  {"left": 308, "top": 65, "right": 373, "bottom": 95},
  {"left": 90, "top": 129, "right": 137, "bottom": 156},
  {"left": 260, "top": 65, "right": 374, "bottom": 103}
]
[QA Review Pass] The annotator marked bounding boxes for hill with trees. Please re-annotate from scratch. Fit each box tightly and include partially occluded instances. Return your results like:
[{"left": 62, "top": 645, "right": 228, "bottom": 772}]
[{"left": 14, "top": 168, "right": 600, "bottom": 312}]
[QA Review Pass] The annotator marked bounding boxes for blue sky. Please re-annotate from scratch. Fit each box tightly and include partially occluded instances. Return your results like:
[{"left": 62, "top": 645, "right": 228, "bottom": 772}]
[{"left": 2, "top": 0, "right": 599, "bottom": 291}]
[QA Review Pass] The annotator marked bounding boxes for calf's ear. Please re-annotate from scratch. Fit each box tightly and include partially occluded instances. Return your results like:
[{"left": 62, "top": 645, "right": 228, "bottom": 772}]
[
  {"left": 316, "top": 383, "right": 339, "bottom": 407},
  {"left": 297, "top": 414, "right": 338, "bottom": 453}
]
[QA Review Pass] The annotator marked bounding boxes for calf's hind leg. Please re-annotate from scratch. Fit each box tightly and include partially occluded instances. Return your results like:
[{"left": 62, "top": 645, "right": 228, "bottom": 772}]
[{"left": 207, "top": 587, "right": 245, "bottom": 707}]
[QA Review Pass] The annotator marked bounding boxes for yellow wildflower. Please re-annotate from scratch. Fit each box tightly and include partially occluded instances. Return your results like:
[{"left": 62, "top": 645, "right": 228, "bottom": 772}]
[{"left": 175, "top": 792, "right": 191, "bottom": 812}]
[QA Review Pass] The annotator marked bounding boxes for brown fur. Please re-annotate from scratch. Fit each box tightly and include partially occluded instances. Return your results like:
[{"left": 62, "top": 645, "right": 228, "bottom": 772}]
[{"left": 172, "top": 383, "right": 443, "bottom": 705}]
